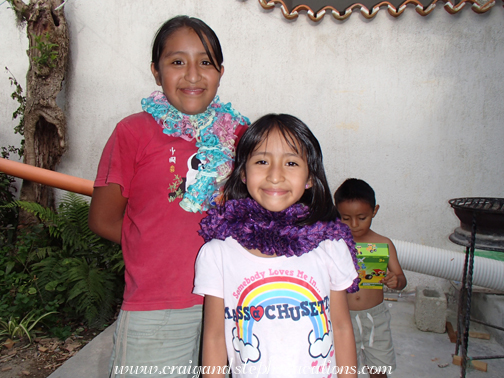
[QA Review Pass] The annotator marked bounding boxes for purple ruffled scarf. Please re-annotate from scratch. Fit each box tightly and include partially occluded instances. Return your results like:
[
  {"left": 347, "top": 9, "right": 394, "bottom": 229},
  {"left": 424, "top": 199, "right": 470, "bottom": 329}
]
[{"left": 199, "top": 198, "right": 360, "bottom": 292}]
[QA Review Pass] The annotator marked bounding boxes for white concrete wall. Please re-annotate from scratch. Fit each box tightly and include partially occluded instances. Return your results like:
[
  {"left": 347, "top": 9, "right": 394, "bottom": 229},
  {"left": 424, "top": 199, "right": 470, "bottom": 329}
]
[{"left": 1, "top": 0, "right": 503, "bottom": 251}]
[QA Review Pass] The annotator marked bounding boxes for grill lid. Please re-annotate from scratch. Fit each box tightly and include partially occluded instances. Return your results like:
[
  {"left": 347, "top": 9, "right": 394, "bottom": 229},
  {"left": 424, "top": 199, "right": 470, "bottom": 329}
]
[
  {"left": 449, "top": 197, "right": 504, "bottom": 252},
  {"left": 449, "top": 198, "right": 504, "bottom": 214}
]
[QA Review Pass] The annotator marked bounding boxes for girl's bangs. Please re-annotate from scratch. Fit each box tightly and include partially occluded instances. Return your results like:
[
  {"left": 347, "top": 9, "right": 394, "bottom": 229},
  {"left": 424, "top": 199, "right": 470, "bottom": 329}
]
[{"left": 252, "top": 122, "right": 306, "bottom": 158}]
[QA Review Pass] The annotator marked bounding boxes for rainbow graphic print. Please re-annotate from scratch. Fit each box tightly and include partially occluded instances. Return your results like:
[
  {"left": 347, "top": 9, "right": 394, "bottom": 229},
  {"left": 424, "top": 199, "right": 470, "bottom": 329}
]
[{"left": 226, "top": 276, "right": 334, "bottom": 364}]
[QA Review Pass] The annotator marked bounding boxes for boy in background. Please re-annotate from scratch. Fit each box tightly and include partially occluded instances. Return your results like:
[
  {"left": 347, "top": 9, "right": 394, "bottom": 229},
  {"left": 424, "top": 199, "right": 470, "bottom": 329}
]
[{"left": 334, "top": 178, "right": 406, "bottom": 378}]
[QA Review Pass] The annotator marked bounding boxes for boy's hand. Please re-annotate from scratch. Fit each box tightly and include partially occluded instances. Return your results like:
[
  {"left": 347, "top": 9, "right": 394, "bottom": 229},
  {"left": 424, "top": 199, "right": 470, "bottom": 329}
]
[
  {"left": 381, "top": 270, "right": 399, "bottom": 289},
  {"left": 381, "top": 269, "right": 407, "bottom": 290}
]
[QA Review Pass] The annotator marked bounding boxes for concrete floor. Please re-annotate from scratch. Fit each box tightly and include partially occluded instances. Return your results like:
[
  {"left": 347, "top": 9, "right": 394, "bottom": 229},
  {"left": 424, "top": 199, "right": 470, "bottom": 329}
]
[
  {"left": 386, "top": 296, "right": 504, "bottom": 378},
  {"left": 48, "top": 298, "right": 504, "bottom": 378}
]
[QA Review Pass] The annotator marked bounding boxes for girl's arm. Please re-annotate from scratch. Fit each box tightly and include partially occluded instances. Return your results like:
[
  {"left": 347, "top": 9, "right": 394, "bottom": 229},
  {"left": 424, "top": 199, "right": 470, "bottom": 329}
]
[
  {"left": 330, "top": 290, "right": 357, "bottom": 377},
  {"left": 202, "top": 295, "right": 227, "bottom": 378},
  {"left": 381, "top": 239, "right": 407, "bottom": 290},
  {"left": 88, "top": 184, "right": 127, "bottom": 244}
]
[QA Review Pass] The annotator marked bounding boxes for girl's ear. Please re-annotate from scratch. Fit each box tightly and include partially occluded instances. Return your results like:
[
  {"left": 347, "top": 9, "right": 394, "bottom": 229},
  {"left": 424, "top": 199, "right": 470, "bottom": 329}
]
[
  {"left": 305, "top": 178, "right": 313, "bottom": 190},
  {"left": 151, "top": 63, "right": 162, "bottom": 86},
  {"left": 240, "top": 170, "right": 246, "bottom": 184},
  {"left": 216, "top": 65, "right": 224, "bottom": 88},
  {"left": 372, "top": 204, "right": 380, "bottom": 218}
]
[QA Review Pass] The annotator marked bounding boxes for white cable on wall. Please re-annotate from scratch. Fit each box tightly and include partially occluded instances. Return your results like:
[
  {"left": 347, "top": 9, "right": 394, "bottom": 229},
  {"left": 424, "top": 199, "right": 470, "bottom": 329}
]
[{"left": 392, "top": 239, "right": 504, "bottom": 292}]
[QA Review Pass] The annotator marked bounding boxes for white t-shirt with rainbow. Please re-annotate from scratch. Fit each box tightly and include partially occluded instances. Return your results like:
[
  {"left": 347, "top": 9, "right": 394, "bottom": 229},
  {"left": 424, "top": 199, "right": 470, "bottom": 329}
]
[{"left": 194, "top": 237, "right": 357, "bottom": 377}]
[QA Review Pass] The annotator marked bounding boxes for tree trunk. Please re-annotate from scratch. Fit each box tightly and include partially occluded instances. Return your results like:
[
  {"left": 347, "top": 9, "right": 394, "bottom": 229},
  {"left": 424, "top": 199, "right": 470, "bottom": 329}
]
[{"left": 10, "top": 0, "right": 69, "bottom": 221}]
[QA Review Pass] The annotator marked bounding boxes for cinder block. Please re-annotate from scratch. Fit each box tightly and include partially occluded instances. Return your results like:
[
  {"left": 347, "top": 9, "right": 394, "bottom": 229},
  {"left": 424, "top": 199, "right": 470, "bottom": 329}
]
[{"left": 414, "top": 286, "right": 447, "bottom": 333}]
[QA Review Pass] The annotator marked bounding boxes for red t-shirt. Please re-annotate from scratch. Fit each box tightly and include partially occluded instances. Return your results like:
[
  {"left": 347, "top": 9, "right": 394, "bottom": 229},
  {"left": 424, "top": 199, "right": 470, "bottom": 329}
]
[{"left": 94, "top": 112, "right": 246, "bottom": 311}]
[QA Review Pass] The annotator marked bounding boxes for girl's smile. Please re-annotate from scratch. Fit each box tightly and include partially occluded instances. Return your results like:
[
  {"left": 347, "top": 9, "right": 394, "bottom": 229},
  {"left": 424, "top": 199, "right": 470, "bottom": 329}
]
[
  {"left": 262, "top": 189, "right": 288, "bottom": 195},
  {"left": 151, "top": 27, "right": 224, "bottom": 115},
  {"left": 244, "top": 128, "right": 311, "bottom": 212}
]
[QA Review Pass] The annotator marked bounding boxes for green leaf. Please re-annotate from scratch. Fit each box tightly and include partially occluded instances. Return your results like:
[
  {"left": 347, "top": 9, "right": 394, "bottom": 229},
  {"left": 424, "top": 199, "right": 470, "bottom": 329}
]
[
  {"left": 5, "top": 261, "right": 15, "bottom": 275},
  {"left": 45, "top": 280, "right": 59, "bottom": 291}
]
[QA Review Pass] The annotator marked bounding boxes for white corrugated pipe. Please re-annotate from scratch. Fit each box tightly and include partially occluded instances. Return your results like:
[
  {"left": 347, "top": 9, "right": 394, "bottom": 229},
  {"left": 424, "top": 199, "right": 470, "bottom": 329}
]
[{"left": 392, "top": 239, "right": 504, "bottom": 292}]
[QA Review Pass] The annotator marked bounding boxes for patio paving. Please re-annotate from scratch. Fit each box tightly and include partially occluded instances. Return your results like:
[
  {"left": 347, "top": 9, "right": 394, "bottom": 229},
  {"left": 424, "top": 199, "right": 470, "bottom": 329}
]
[{"left": 48, "top": 297, "right": 504, "bottom": 378}]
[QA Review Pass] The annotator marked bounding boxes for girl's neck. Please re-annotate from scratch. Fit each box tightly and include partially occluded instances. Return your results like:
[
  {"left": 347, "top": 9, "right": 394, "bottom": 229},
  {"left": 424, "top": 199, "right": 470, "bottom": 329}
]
[{"left": 245, "top": 247, "right": 277, "bottom": 258}]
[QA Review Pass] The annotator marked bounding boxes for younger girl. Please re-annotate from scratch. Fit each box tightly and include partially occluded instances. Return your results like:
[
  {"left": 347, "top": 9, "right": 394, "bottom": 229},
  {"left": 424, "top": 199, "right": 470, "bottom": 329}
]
[
  {"left": 88, "top": 16, "right": 249, "bottom": 377},
  {"left": 194, "top": 114, "right": 359, "bottom": 377}
]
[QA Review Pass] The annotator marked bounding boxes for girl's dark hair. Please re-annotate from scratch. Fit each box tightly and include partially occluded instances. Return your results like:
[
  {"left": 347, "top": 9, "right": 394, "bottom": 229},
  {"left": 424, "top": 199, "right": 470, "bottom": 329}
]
[
  {"left": 224, "top": 114, "right": 337, "bottom": 225},
  {"left": 151, "top": 15, "right": 223, "bottom": 73},
  {"left": 333, "top": 178, "right": 376, "bottom": 209}
]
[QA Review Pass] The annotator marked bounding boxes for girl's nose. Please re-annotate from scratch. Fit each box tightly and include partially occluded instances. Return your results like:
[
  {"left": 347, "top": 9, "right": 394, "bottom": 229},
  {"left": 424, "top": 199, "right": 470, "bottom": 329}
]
[
  {"left": 351, "top": 218, "right": 359, "bottom": 228},
  {"left": 185, "top": 62, "right": 202, "bottom": 83},
  {"left": 267, "top": 164, "right": 284, "bottom": 184}
]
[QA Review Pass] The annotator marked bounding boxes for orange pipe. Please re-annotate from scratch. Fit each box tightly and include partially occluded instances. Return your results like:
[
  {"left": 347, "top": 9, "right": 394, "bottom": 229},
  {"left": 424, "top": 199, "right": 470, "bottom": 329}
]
[{"left": 0, "top": 158, "right": 94, "bottom": 197}]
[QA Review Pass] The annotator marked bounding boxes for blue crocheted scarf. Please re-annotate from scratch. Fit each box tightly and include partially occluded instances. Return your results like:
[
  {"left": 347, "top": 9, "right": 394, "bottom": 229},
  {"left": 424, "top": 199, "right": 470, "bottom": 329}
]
[{"left": 141, "top": 91, "right": 249, "bottom": 212}]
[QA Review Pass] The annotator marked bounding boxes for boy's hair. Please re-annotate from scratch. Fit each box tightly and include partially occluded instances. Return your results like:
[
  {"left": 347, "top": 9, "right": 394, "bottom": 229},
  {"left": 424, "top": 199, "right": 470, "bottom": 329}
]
[
  {"left": 151, "top": 15, "right": 223, "bottom": 73},
  {"left": 333, "top": 178, "right": 376, "bottom": 209},
  {"left": 224, "top": 113, "right": 337, "bottom": 225}
]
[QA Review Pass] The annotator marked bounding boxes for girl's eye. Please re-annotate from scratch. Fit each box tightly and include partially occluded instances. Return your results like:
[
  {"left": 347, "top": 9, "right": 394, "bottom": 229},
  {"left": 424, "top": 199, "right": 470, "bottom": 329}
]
[
  {"left": 286, "top": 161, "right": 299, "bottom": 167},
  {"left": 359, "top": 217, "right": 366, "bottom": 221},
  {"left": 255, "top": 160, "right": 267, "bottom": 165},
  {"left": 171, "top": 60, "right": 183, "bottom": 65},
  {"left": 201, "top": 60, "right": 212, "bottom": 66}
]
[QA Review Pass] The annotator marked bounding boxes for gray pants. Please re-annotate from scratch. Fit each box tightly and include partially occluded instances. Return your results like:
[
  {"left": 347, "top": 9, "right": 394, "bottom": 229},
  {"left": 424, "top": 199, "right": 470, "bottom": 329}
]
[{"left": 109, "top": 306, "right": 203, "bottom": 377}]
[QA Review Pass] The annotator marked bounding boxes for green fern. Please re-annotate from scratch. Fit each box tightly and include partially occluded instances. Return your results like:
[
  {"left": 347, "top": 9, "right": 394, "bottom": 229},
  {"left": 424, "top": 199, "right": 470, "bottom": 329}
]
[
  {"left": 33, "top": 255, "right": 70, "bottom": 296},
  {"left": 66, "top": 259, "right": 116, "bottom": 327},
  {"left": 57, "top": 194, "right": 100, "bottom": 250},
  {"left": 6, "top": 193, "right": 124, "bottom": 328},
  {"left": 5, "top": 200, "right": 61, "bottom": 238}
]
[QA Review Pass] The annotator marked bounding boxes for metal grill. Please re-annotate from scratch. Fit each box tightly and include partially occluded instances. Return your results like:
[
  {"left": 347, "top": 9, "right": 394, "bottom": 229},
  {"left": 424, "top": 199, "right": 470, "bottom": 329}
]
[
  {"left": 449, "top": 197, "right": 504, "bottom": 213},
  {"left": 449, "top": 197, "right": 504, "bottom": 378},
  {"left": 449, "top": 197, "right": 504, "bottom": 253}
]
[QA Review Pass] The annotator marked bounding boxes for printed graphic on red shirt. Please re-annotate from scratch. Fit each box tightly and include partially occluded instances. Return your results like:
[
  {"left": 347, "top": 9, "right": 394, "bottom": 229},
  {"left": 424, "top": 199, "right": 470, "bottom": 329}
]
[{"left": 168, "top": 152, "right": 201, "bottom": 202}]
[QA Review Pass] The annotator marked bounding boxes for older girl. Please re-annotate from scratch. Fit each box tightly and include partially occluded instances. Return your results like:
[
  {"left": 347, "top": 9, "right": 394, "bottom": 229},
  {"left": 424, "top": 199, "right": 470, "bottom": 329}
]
[{"left": 89, "top": 16, "right": 248, "bottom": 377}]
